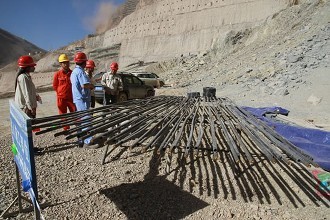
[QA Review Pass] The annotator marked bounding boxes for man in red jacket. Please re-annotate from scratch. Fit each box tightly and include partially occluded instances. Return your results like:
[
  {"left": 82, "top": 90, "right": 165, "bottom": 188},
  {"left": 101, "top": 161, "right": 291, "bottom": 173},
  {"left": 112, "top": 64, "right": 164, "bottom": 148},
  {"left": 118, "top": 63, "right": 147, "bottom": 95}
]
[{"left": 53, "top": 54, "right": 76, "bottom": 130}]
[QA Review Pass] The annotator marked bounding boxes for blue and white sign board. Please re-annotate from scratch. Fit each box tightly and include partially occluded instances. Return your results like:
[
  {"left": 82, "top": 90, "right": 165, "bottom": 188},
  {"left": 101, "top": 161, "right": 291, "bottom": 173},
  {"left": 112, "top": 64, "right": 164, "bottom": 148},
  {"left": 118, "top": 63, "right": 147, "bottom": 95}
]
[{"left": 9, "top": 100, "right": 38, "bottom": 201}]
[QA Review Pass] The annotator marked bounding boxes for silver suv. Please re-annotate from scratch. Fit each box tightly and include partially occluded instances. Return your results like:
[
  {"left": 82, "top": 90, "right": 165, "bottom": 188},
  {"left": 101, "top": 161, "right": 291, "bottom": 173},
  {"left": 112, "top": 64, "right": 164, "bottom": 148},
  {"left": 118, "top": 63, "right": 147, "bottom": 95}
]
[{"left": 131, "top": 72, "right": 165, "bottom": 88}]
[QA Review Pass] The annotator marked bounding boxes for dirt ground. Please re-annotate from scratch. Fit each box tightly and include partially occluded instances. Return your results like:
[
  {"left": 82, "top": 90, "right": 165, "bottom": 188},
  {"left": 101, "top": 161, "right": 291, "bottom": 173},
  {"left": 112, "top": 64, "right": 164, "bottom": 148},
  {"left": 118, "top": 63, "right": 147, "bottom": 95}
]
[{"left": 0, "top": 89, "right": 330, "bottom": 220}]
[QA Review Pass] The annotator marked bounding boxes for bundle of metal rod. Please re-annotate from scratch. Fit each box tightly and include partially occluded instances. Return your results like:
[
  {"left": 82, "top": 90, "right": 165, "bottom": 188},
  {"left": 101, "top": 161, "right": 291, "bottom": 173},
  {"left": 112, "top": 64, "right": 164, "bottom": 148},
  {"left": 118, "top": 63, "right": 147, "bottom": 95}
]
[
  {"left": 31, "top": 97, "right": 170, "bottom": 136},
  {"left": 232, "top": 104, "right": 316, "bottom": 166},
  {"left": 212, "top": 99, "right": 281, "bottom": 161},
  {"left": 31, "top": 95, "right": 317, "bottom": 168},
  {"left": 216, "top": 97, "right": 316, "bottom": 166}
]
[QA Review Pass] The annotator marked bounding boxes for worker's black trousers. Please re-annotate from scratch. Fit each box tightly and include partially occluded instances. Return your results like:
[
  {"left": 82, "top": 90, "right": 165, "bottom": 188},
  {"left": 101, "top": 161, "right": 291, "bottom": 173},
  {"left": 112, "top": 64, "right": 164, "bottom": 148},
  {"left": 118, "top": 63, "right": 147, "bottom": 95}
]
[{"left": 103, "top": 93, "right": 117, "bottom": 105}]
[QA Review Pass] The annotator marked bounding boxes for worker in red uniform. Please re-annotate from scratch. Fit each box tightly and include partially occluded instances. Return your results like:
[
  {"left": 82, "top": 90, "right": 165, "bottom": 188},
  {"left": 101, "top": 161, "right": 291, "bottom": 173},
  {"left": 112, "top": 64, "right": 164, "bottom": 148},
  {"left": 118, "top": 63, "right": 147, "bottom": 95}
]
[{"left": 53, "top": 54, "right": 76, "bottom": 130}]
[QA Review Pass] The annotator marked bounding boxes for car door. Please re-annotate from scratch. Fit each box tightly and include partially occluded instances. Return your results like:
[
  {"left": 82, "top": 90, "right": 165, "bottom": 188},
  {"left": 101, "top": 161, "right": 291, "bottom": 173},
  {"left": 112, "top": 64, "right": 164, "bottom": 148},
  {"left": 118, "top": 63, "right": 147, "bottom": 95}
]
[
  {"left": 145, "top": 74, "right": 159, "bottom": 88},
  {"left": 123, "top": 75, "right": 147, "bottom": 99},
  {"left": 137, "top": 74, "right": 150, "bottom": 87}
]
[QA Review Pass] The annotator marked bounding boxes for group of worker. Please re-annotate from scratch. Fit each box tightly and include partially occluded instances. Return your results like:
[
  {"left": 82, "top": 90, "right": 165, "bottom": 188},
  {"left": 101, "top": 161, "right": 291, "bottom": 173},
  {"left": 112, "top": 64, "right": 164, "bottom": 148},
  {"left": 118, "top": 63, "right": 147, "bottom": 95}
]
[{"left": 14, "top": 51, "right": 124, "bottom": 150}]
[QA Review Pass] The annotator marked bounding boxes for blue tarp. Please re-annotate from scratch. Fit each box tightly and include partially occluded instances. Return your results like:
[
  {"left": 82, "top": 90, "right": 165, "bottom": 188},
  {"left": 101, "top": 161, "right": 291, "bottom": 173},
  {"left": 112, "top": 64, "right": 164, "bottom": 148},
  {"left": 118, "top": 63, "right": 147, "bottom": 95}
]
[{"left": 243, "top": 106, "right": 330, "bottom": 171}]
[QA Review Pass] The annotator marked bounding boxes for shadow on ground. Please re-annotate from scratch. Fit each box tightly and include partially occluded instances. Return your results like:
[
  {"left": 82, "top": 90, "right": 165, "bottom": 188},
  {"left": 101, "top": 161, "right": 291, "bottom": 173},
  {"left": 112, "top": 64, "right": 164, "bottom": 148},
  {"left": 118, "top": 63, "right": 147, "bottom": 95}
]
[{"left": 100, "top": 176, "right": 208, "bottom": 220}]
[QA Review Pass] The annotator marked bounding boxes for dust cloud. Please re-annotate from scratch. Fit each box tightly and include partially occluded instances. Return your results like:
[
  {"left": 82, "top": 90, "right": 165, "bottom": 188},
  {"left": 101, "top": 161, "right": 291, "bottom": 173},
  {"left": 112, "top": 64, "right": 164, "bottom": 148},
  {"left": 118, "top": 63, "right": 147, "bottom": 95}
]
[{"left": 84, "top": 1, "right": 119, "bottom": 34}]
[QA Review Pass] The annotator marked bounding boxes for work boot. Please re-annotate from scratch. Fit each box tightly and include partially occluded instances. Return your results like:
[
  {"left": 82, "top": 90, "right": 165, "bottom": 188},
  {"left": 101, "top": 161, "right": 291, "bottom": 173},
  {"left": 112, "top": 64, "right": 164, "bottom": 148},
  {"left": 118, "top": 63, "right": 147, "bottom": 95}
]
[
  {"left": 77, "top": 139, "right": 84, "bottom": 148},
  {"left": 84, "top": 136, "right": 105, "bottom": 149},
  {"left": 97, "top": 136, "right": 106, "bottom": 148}
]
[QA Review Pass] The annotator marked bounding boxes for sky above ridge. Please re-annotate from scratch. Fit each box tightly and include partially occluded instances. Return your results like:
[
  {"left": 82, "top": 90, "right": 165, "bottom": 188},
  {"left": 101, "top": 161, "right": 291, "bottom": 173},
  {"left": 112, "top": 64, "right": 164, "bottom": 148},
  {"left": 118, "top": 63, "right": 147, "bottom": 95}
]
[{"left": 0, "top": 0, "right": 125, "bottom": 51}]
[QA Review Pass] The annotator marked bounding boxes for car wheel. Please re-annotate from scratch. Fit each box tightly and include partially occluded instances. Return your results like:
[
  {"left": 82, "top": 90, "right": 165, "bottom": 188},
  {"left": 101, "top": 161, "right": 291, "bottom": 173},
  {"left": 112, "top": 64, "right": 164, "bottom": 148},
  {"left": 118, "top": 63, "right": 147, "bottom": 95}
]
[
  {"left": 147, "top": 90, "right": 154, "bottom": 97},
  {"left": 118, "top": 92, "right": 128, "bottom": 102}
]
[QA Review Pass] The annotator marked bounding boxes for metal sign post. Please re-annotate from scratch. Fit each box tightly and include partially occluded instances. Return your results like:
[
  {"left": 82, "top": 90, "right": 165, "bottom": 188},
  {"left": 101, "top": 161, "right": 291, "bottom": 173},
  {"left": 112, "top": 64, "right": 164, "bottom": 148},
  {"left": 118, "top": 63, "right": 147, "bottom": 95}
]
[{"left": 1, "top": 100, "right": 40, "bottom": 219}]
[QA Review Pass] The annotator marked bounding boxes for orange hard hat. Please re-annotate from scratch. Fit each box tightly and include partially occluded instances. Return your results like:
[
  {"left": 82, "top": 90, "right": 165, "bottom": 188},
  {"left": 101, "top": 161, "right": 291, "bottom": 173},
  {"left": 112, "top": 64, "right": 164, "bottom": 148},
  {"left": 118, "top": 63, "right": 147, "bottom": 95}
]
[
  {"left": 110, "top": 62, "right": 118, "bottom": 71},
  {"left": 86, "top": 60, "right": 96, "bottom": 68},
  {"left": 18, "top": 55, "right": 36, "bottom": 68},
  {"left": 74, "top": 52, "right": 87, "bottom": 63}
]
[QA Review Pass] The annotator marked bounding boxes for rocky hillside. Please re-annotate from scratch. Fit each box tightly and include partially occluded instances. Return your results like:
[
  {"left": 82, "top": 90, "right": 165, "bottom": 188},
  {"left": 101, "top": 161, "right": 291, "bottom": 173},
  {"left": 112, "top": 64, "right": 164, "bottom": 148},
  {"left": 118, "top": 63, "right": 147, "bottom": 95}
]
[
  {"left": 154, "top": 0, "right": 330, "bottom": 89},
  {"left": 153, "top": 0, "right": 330, "bottom": 130},
  {"left": 0, "top": 28, "right": 46, "bottom": 68},
  {"left": 86, "top": 0, "right": 291, "bottom": 67}
]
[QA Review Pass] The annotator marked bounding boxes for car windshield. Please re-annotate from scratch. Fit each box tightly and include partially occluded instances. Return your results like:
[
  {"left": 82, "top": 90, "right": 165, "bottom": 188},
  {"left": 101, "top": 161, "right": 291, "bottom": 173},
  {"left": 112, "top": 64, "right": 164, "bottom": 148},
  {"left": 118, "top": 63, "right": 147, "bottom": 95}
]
[
  {"left": 121, "top": 75, "right": 143, "bottom": 85},
  {"left": 151, "top": 73, "right": 159, "bottom": 78},
  {"left": 134, "top": 73, "right": 155, "bottom": 78}
]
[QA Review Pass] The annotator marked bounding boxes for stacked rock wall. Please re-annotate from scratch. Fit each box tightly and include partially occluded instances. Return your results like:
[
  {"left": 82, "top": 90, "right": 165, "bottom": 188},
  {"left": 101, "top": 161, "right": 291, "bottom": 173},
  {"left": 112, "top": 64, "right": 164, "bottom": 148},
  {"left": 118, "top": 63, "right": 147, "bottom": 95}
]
[{"left": 86, "top": 0, "right": 290, "bottom": 66}]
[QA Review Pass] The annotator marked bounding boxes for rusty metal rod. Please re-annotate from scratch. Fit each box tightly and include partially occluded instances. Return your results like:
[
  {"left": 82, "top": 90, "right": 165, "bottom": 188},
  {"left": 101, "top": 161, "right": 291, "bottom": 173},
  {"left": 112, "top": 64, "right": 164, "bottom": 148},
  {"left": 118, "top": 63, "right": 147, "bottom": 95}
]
[
  {"left": 114, "top": 102, "right": 182, "bottom": 146},
  {"left": 169, "top": 99, "right": 198, "bottom": 152}
]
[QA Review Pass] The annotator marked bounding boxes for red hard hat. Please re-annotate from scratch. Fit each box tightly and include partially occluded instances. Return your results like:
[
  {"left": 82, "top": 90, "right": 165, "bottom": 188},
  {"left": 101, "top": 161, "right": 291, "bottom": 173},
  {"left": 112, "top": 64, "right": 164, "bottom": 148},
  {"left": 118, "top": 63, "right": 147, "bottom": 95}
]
[
  {"left": 110, "top": 62, "right": 118, "bottom": 71},
  {"left": 74, "top": 52, "right": 87, "bottom": 63},
  {"left": 86, "top": 60, "right": 96, "bottom": 68},
  {"left": 18, "top": 55, "right": 36, "bottom": 68}
]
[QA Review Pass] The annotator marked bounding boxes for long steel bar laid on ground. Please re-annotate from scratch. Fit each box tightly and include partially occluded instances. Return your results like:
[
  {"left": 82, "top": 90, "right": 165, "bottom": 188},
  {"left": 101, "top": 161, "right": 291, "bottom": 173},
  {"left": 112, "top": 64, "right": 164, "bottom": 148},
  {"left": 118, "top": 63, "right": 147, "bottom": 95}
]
[{"left": 31, "top": 95, "right": 318, "bottom": 168}]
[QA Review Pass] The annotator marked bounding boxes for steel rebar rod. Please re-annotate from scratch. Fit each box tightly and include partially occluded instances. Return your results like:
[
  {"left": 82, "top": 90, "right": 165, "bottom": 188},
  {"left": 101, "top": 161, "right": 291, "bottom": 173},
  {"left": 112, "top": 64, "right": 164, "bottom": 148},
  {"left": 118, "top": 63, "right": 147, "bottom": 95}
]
[
  {"left": 216, "top": 102, "right": 253, "bottom": 163},
  {"left": 66, "top": 99, "right": 173, "bottom": 140},
  {"left": 169, "top": 99, "right": 199, "bottom": 152},
  {"left": 184, "top": 99, "right": 200, "bottom": 158},
  {"left": 114, "top": 101, "right": 183, "bottom": 146},
  {"left": 194, "top": 101, "right": 205, "bottom": 157},
  {"left": 223, "top": 104, "right": 276, "bottom": 162},
  {"left": 233, "top": 105, "right": 315, "bottom": 166},
  {"left": 206, "top": 99, "right": 220, "bottom": 160},
  {"left": 105, "top": 100, "right": 182, "bottom": 145},
  {"left": 141, "top": 99, "right": 193, "bottom": 152},
  {"left": 210, "top": 99, "right": 240, "bottom": 159},
  {"left": 157, "top": 100, "right": 193, "bottom": 154},
  {"left": 128, "top": 98, "right": 189, "bottom": 149}
]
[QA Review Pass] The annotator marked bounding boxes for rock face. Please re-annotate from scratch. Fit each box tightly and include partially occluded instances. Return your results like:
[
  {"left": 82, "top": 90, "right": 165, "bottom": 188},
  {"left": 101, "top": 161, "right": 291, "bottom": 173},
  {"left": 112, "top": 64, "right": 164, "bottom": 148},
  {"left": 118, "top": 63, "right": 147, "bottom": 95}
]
[
  {"left": 153, "top": 0, "right": 330, "bottom": 130},
  {"left": 85, "top": 0, "right": 291, "bottom": 66}
]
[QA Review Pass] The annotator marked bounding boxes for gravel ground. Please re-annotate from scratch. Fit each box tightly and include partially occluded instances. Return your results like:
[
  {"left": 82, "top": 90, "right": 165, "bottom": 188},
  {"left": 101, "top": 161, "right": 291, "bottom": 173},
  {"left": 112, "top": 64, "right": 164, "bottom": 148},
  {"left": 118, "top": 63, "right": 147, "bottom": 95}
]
[{"left": 0, "top": 103, "right": 330, "bottom": 219}]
